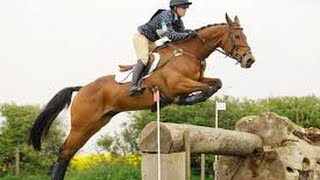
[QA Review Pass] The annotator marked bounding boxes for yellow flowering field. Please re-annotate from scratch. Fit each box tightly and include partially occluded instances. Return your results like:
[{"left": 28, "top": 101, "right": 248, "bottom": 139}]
[{"left": 70, "top": 153, "right": 141, "bottom": 170}]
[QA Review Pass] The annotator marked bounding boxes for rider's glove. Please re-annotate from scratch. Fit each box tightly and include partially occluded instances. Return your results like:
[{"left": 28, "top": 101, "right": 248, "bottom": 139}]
[{"left": 186, "top": 30, "right": 197, "bottom": 39}]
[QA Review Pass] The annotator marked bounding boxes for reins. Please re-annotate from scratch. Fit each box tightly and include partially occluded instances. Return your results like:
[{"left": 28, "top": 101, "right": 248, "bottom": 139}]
[
  {"left": 156, "top": 24, "right": 251, "bottom": 73},
  {"left": 197, "top": 26, "right": 250, "bottom": 64}
]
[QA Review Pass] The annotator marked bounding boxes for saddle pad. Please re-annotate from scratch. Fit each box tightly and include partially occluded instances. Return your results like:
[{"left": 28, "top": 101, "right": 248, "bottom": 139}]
[{"left": 114, "top": 53, "right": 160, "bottom": 84}]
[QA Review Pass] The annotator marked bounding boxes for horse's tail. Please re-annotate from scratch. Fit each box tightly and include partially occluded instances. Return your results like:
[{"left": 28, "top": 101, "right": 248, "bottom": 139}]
[{"left": 29, "top": 86, "right": 82, "bottom": 151}]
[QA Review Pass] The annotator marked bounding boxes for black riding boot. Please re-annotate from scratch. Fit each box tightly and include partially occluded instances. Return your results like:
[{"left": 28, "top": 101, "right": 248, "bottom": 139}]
[{"left": 129, "top": 60, "right": 146, "bottom": 96}]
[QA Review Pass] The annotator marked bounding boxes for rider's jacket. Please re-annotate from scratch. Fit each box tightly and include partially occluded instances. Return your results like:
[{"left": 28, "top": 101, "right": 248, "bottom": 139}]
[{"left": 138, "top": 9, "right": 190, "bottom": 42}]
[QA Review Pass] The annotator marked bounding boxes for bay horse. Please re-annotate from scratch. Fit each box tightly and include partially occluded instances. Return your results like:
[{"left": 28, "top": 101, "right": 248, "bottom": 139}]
[{"left": 29, "top": 14, "right": 255, "bottom": 180}]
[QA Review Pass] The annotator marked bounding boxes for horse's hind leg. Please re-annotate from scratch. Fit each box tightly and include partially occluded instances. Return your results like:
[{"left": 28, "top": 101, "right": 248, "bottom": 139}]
[{"left": 52, "top": 114, "right": 114, "bottom": 180}]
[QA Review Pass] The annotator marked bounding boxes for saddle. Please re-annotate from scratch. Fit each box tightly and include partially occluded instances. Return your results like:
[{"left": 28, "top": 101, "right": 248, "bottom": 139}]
[
  {"left": 115, "top": 42, "right": 180, "bottom": 84},
  {"left": 115, "top": 53, "right": 161, "bottom": 84},
  {"left": 118, "top": 53, "right": 157, "bottom": 74}
]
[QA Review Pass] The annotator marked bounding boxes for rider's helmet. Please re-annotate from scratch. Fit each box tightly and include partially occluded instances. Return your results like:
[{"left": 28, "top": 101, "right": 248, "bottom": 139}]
[{"left": 169, "top": 0, "right": 192, "bottom": 8}]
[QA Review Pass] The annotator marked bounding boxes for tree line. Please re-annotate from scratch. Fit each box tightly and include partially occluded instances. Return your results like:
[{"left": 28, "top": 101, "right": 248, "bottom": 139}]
[
  {"left": 97, "top": 95, "right": 320, "bottom": 177},
  {"left": 98, "top": 95, "right": 320, "bottom": 155},
  {"left": 0, "top": 104, "right": 64, "bottom": 176},
  {"left": 0, "top": 96, "right": 319, "bottom": 176}
]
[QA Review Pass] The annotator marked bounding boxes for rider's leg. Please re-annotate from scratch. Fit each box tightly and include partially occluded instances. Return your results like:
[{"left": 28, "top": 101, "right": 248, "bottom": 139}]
[
  {"left": 129, "top": 59, "right": 146, "bottom": 96},
  {"left": 129, "top": 33, "right": 150, "bottom": 96}
]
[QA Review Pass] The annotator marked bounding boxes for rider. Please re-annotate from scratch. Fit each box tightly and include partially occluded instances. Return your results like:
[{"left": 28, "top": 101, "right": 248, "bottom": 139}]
[{"left": 129, "top": 0, "right": 197, "bottom": 96}]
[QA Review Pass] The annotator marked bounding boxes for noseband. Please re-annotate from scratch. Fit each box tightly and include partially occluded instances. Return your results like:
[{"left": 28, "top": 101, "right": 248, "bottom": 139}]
[{"left": 217, "top": 27, "right": 251, "bottom": 63}]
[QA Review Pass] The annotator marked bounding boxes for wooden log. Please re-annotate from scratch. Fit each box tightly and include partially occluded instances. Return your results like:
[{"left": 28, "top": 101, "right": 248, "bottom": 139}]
[
  {"left": 139, "top": 122, "right": 263, "bottom": 155},
  {"left": 215, "top": 113, "right": 320, "bottom": 180}
]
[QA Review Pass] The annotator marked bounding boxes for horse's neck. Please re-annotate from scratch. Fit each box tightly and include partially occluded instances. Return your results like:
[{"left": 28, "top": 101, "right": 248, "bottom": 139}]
[
  {"left": 197, "top": 25, "right": 228, "bottom": 59},
  {"left": 168, "top": 24, "right": 227, "bottom": 60}
]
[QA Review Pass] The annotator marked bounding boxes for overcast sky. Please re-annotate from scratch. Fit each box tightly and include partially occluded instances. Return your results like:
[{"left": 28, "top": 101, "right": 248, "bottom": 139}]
[{"left": 1, "top": 0, "right": 319, "bottom": 153}]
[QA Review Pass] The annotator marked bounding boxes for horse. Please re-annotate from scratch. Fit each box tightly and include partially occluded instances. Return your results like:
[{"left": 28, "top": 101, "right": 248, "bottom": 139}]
[{"left": 29, "top": 14, "right": 255, "bottom": 179}]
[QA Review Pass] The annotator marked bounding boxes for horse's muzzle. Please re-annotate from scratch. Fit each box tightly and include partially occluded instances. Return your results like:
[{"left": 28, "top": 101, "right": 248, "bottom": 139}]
[{"left": 241, "top": 53, "right": 255, "bottom": 69}]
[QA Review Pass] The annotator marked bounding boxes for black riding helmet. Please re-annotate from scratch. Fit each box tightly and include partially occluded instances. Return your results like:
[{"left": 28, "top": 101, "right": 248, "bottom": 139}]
[{"left": 169, "top": 0, "right": 192, "bottom": 8}]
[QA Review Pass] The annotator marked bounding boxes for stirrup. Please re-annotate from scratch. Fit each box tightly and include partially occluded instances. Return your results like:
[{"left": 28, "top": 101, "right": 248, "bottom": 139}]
[{"left": 129, "top": 86, "right": 143, "bottom": 96}]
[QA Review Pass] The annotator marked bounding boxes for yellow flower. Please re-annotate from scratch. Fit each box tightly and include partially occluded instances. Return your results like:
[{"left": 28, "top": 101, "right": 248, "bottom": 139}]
[{"left": 70, "top": 153, "right": 112, "bottom": 170}]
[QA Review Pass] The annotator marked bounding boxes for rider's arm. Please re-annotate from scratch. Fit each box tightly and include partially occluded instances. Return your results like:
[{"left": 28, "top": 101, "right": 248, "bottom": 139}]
[
  {"left": 163, "top": 21, "right": 189, "bottom": 41},
  {"left": 157, "top": 12, "right": 189, "bottom": 41}
]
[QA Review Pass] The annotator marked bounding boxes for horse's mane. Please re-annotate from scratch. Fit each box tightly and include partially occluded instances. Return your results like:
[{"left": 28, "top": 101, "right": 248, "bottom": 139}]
[
  {"left": 195, "top": 23, "right": 227, "bottom": 32},
  {"left": 154, "top": 23, "right": 228, "bottom": 52}
]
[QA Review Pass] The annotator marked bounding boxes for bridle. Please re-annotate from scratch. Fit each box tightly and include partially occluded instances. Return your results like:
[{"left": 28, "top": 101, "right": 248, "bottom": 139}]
[
  {"left": 216, "top": 27, "right": 251, "bottom": 64},
  {"left": 158, "top": 25, "right": 252, "bottom": 75}
]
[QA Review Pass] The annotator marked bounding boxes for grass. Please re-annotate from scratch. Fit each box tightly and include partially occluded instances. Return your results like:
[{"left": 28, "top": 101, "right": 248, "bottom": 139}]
[
  {"left": 1, "top": 165, "right": 211, "bottom": 180},
  {"left": 65, "top": 162, "right": 140, "bottom": 180},
  {"left": 0, "top": 173, "right": 50, "bottom": 180}
]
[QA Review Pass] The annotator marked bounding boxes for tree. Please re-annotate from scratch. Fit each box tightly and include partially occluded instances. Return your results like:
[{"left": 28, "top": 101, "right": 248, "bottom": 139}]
[
  {"left": 97, "top": 95, "right": 320, "bottom": 176},
  {"left": 0, "top": 104, "right": 65, "bottom": 175},
  {"left": 97, "top": 120, "right": 139, "bottom": 156},
  {"left": 98, "top": 96, "right": 320, "bottom": 155}
]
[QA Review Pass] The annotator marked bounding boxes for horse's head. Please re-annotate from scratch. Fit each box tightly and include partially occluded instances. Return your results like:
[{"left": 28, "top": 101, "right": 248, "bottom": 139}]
[{"left": 221, "top": 14, "right": 255, "bottom": 68}]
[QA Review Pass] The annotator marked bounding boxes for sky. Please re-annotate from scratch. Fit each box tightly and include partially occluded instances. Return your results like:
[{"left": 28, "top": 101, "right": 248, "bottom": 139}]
[{"left": 0, "top": 0, "right": 319, "bottom": 153}]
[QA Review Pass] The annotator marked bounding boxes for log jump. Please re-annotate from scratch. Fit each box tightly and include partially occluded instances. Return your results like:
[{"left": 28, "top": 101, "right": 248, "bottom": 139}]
[
  {"left": 140, "top": 122, "right": 263, "bottom": 155},
  {"left": 139, "top": 113, "right": 320, "bottom": 180}
]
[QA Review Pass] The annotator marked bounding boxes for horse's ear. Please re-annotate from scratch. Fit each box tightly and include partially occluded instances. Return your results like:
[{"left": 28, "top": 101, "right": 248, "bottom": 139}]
[
  {"left": 225, "top": 13, "right": 233, "bottom": 25},
  {"left": 234, "top": 16, "right": 240, "bottom": 25}
]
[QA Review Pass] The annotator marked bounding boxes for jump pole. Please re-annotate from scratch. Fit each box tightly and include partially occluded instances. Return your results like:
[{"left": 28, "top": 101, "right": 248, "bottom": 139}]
[{"left": 153, "top": 87, "right": 161, "bottom": 180}]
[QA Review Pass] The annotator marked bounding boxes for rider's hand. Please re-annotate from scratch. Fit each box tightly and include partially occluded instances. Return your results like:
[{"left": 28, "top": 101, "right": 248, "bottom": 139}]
[{"left": 186, "top": 30, "right": 197, "bottom": 38}]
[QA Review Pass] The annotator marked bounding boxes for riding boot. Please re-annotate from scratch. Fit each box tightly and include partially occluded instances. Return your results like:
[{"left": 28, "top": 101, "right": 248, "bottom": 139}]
[{"left": 129, "top": 60, "right": 146, "bottom": 96}]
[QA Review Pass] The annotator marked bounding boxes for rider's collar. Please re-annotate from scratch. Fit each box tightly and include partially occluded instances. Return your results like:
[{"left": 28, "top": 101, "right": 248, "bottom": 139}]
[{"left": 172, "top": 10, "right": 180, "bottom": 20}]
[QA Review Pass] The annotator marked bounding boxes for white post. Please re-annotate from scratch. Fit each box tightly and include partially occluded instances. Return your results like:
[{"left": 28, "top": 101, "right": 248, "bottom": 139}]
[
  {"left": 215, "top": 105, "right": 218, "bottom": 129},
  {"left": 214, "top": 101, "right": 226, "bottom": 162},
  {"left": 214, "top": 105, "right": 218, "bottom": 162},
  {"left": 201, "top": 154, "right": 205, "bottom": 180},
  {"left": 154, "top": 88, "right": 161, "bottom": 180}
]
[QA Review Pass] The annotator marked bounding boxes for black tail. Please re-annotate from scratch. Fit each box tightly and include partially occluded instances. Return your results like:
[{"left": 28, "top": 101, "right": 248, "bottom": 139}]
[{"left": 29, "top": 86, "right": 82, "bottom": 151}]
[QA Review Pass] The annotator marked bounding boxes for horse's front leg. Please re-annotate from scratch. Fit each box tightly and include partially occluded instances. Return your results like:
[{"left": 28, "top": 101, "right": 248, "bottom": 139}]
[
  {"left": 199, "top": 77, "right": 222, "bottom": 89},
  {"left": 174, "top": 77, "right": 222, "bottom": 105}
]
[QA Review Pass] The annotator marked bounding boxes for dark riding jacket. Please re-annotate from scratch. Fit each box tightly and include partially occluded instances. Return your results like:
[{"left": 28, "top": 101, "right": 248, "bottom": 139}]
[{"left": 138, "top": 9, "right": 190, "bottom": 42}]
